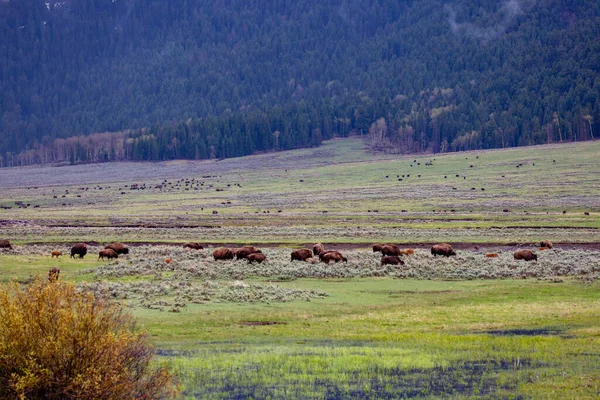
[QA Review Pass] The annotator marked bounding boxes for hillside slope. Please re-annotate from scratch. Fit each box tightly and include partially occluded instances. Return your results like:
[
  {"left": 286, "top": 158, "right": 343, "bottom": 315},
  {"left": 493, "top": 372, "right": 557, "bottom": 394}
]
[{"left": 1, "top": 0, "right": 599, "bottom": 166}]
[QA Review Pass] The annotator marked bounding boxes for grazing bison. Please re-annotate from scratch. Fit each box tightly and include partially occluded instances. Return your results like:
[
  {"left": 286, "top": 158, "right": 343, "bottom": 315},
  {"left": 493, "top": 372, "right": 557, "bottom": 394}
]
[
  {"left": 381, "top": 255, "right": 404, "bottom": 266},
  {"left": 105, "top": 242, "right": 129, "bottom": 255},
  {"left": 0, "top": 239, "right": 12, "bottom": 249},
  {"left": 183, "top": 242, "right": 204, "bottom": 250},
  {"left": 319, "top": 251, "right": 347, "bottom": 264},
  {"left": 381, "top": 244, "right": 401, "bottom": 256},
  {"left": 98, "top": 248, "right": 118, "bottom": 260},
  {"left": 291, "top": 248, "right": 313, "bottom": 262},
  {"left": 236, "top": 247, "right": 262, "bottom": 260},
  {"left": 51, "top": 250, "right": 62, "bottom": 258},
  {"left": 539, "top": 240, "right": 553, "bottom": 249},
  {"left": 213, "top": 247, "right": 234, "bottom": 261},
  {"left": 372, "top": 243, "right": 384, "bottom": 253},
  {"left": 399, "top": 249, "right": 414, "bottom": 256},
  {"left": 70, "top": 243, "right": 88, "bottom": 258},
  {"left": 431, "top": 243, "right": 456, "bottom": 257},
  {"left": 313, "top": 243, "right": 325, "bottom": 256},
  {"left": 247, "top": 253, "right": 267, "bottom": 263},
  {"left": 485, "top": 253, "right": 499, "bottom": 258},
  {"left": 514, "top": 250, "right": 537, "bottom": 261},
  {"left": 48, "top": 267, "right": 60, "bottom": 282}
]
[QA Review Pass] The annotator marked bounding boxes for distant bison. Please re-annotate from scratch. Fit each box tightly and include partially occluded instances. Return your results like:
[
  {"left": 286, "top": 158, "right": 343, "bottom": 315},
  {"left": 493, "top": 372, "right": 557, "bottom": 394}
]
[
  {"left": 247, "top": 253, "right": 267, "bottom": 263},
  {"left": 213, "top": 247, "right": 234, "bottom": 261},
  {"left": 372, "top": 243, "right": 384, "bottom": 253},
  {"left": 539, "top": 240, "right": 553, "bottom": 249},
  {"left": 0, "top": 239, "right": 11, "bottom": 249},
  {"left": 485, "top": 253, "right": 499, "bottom": 258},
  {"left": 381, "top": 255, "right": 404, "bottom": 266},
  {"left": 291, "top": 248, "right": 313, "bottom": 262},
  {"left": 236, "top": 247, "right": 262, "bottom": 260},
  {"left": 313, "top": 243, "right": 325, "bottom": 256},
  {"left": 70, "top": 243, "right": 88, "bottom": 258},
  {"left": 51, "top": 250, "right": 62, "bottom": 258},
  {"left": 381, "top": 244, "right": 401, "bottom": 256},
  {"left": 183, "top": 242, "right": 204, "bottom": 250},
  {"left": 48, "top": 267, "right": 60, "bottom": 283},
  {"left": 399, "top": 249, "right": 414, "bottom": 256},
  {"left": 514, "top": 250, "right": 537, "bottom": 261},
  {"left": 319, "top": 251, "right": 347, "bottom": 264},
  {"left": 105, "top": 242, "right": 129, "bottom": 255},
  {"left": 98, "top": 248, "right": 118, "bottom": 260},
  {"left": 431, "top": 243, "right": 456, "bottom": 257}
]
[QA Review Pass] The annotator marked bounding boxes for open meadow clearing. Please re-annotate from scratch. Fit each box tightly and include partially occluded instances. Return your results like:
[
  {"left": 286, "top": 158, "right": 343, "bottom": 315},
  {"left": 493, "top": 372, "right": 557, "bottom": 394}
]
[{"left": 1, "top": 138, "right": 599, "bottom": 398}]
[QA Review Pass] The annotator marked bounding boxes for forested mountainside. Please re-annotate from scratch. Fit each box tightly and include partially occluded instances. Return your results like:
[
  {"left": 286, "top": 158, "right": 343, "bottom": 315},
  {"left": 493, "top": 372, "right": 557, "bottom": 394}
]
[{"left": 1, "top": 0, "right": 599, "bottom": 166}]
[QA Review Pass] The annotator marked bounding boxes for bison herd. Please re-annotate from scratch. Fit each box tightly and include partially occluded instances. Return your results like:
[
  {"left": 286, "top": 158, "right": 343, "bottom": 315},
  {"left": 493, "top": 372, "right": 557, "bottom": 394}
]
[{"left": 0, "top": 238, "right": 552, "bottom": 267}]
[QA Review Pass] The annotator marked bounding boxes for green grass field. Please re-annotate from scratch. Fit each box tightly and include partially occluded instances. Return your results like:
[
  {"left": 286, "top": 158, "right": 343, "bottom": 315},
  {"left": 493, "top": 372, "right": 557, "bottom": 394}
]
[{"left": 1, "top": 139, "right": 599, "bottom": 398}]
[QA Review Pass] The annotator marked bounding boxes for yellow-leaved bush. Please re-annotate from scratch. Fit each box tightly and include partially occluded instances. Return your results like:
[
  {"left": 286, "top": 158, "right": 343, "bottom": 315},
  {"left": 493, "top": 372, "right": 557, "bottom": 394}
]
[{"left": 0, "top": 279, "right": 179, "bottom": 399}]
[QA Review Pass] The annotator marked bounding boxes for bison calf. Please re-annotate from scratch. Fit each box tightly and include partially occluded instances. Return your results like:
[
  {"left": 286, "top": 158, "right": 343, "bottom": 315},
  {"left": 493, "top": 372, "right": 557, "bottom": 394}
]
[
  {"left": 51, "top": 250, "right": 62, "bottom": 258},
  {"left": 485, "top": 253, "right": 499, "bottom": 258},
  {"left": 514, "top": 250, "right": 537, "bottom": 261}
]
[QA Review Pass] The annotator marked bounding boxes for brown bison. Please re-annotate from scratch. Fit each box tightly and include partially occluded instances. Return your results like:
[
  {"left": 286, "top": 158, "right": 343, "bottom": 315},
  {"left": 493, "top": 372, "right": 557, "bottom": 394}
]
[
  {"left": 381, "top": 244, "right": 401, "bottom": 256},
  {"left": 247, "top": 253, "right": 267, "bottom": 263},
  {"left": 313, "top": 243, "right": 325, "bottom": 256},
  {"left": 184, "top": 242, "right": 204, "bottom": 250},
  {"left": 105, "top": 242, "right": 129, "bottom": 255},
  {"left": 319, "top": 251, "right": 347, "bottom": 264},
  {"left": 539, "top": 240, "right": 553, "bottom": 249},
  {"left": 372, "top": 243, "right": 384, "bottom": 253},
  {"left": 291, "top": 248, "right": 313, "bottom": 262},
  {"left": 431, "top": 243, "right": 456, "bottom": 257},
  {"left": 71, "top": 243, "right": 88, "bottom": 258},
  {"left": 538, "top": 247, "right": 550, "bottom": 251},
  {"left": 0, "top": 239, "right": 12, "bottom": 249},
  {"left": 399, "top": 249, "right": 414, "bottom": 256},
  {"left": 98, "top": 248, "right": 118, "bottom": 260},
  {"left": 213, "top": 247, "right": 234, "bottom": 261},
  {"left": 485, "top": 253, "right": 499, "bottom": 258},
  {"left": 51, "top": 250, "right": 62, "bottom": 258},
  {"left": 381, "top": 255, "right": 404, "bottom": 266},
  {"left": 236, "top": 247, "right": 262, "bottom": 260},
  {"left": 514, "top": 249, "right": 537, "bottom": 261},
  {"left": 48, "top": 267, "right": 60, "bottom": 283}
]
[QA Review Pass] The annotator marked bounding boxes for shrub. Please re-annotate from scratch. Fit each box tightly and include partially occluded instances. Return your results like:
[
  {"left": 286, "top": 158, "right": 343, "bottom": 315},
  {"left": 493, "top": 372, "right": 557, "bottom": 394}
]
[{"left": 0, "top": 279, "right": 178, "bottom": 399}]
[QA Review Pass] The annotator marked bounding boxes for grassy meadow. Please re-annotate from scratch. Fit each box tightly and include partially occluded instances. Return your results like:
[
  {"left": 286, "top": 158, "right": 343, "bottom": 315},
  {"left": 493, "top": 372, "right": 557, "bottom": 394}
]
[{"left": 1, "top": 138, "right": 600, "bottom": 398}]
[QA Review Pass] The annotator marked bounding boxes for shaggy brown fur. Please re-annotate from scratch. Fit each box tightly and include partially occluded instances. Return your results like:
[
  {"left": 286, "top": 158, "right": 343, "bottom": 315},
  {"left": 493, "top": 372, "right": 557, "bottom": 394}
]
[
  {"left": 381, "top": 244, "right": 401, "bottom": 256},
  {"left": 0, "top": 239, "right": 12, "bottom": 249},
  {"left": 70, "top": 243, "right": 88, "bottom": 258},
  {"left": 183, "top": 242, "right": 204, "bottom": 250},
  {"left": 431, "top": 243, "right": 456, "bottom": 257},
  {"left": 291, "top": 248, "right": 313, "bottom": 262},
  {"left": 105, "top": 242, "right": 129, "bottom": 255},
  {"left": 372, "top": 243, "right": 384, "bottom": 253},
  {"left": 51, "top": 250, "right": 62, "bottom": 258},
  {"left": 381, "top": 255, "right": 404, "bottom": 266},
  {"left": 247, "top": 253, "right": 267, "bottom": 263},
  {"left": 539, "top": 240, "right": 553, "bottom": 249},
  {"left": 213, "top": 247, "right": 234, "bottom": 261},
  {"left": 98, "top": 248, "right": 118, "bottom": 260},
  {"left": 319, "top": 251, "right": 347, "bottom": 264},
  {"left": 313, "top": 243, "right": 325, "bottom": 256},
  {"left": 514, "top": 249, "right": 537, "bottom": 261}
]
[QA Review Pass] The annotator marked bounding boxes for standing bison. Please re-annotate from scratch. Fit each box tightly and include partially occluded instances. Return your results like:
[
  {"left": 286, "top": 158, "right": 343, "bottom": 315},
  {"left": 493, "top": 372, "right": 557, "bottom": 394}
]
[
  {"left": 381, "top": 255, "right": 404, "bottom": 266},
  {"left": 514, "top": 250, "right": 537, "bottom": 261},
  {"left": 291, "top": 248, "right": 313, "bottom": 262},
  {"left": 381, "top": 244, "right": 401, "bottom": 256},
  {"left": 213, "top": 247, "right": 234, "bottom": 261},
  {"left": 319, "top": 251, "right": 347, "bottom": 264},
  {"left": 539, "top": 240, "right": 553, "bottom": 249},
  {"left": 431, "top": 243, "right": 456, "bottom": 257},
  {"left": 247, "top": 253, "right": 267, "bottom": 263},
  {"left": 70, "top": 243, "right": 88, "bottom": 258},
  {"left": 236, "top": 247, "right": 262, "bottom": 260},
  {"left": 313, "top": 243, "right": 325, "bottom": 256},
  {"left": 184, "top": 242, "right": 204, "bottom": 250},
  {"left": 0, "top": 239, "right": 12, "bottom": 249},
  {"left": 98, "top": 248, "right": 118, "bottom": 260},
  {"left": 105, "top": 242, "right": 129, "bottom": 255},
  {"left": 372, "top": 243, "right": 384, "bottom": 253}
]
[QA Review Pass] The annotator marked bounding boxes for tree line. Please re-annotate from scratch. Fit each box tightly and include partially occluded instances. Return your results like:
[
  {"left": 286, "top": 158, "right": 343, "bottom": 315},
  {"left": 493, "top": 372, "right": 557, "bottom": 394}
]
[{"left": 1, "top": 0, "right": 599, "bottom": 166}]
